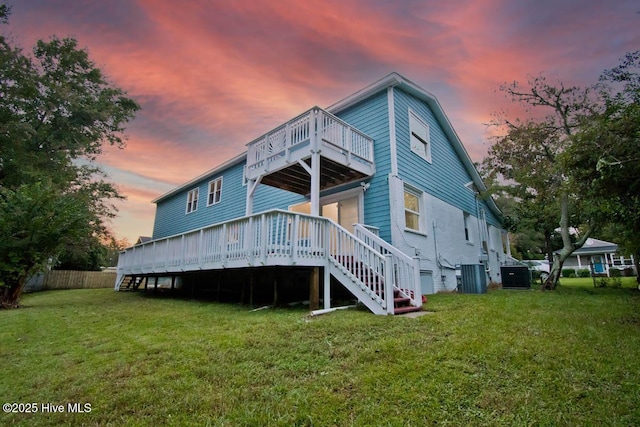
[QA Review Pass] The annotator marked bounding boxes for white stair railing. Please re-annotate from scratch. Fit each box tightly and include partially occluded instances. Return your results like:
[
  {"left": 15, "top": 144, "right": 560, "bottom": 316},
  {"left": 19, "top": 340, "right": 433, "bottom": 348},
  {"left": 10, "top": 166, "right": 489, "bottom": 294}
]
[{"left": 353, "top": 224, "right": 422, "bottom": 308}]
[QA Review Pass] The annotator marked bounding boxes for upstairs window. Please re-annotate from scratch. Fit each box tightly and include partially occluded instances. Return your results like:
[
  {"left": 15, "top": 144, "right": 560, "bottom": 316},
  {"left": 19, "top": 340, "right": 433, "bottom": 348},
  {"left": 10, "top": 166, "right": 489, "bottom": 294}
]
[
  {"left": 208, "top": 177, "right": 223, "bottom": 206},
  {"left": 186, "top": 188, "right": 199, "bottom": 214},
  {"left": 403, "top": 186, "right": 423, "bottom": 233},
  {"left": 409, "top": 109, "right": 431, "bottom": 163}
]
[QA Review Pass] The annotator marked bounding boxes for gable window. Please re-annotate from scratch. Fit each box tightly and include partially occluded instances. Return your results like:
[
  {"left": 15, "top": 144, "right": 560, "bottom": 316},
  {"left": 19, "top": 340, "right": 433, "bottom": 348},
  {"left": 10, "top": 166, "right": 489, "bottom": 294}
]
[
  {"left": 186, "top": 188, "right": 199, "bottom": 214},
  {"left": 409, "top": 109, "right": 431, "bottom": 163},
  {"left": 404, "top": 186, "right": 423, "bottom": 232},
  {"left": 207, "top": 177, "right": 222, "bottom": 206}
]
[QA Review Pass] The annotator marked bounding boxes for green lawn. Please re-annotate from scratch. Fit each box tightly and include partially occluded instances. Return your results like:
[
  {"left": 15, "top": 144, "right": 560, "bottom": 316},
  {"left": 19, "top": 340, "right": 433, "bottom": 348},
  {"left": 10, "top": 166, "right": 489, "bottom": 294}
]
[{"left": 1, "top": 281, "right": 640, "bottom": 426}]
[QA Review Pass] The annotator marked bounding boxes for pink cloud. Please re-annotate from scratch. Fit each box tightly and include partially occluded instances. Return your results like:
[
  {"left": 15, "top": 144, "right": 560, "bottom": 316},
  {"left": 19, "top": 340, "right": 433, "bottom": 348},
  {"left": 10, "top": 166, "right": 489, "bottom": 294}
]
[{"left": 9, "top": 0, "right": 640, "bottom": 241}]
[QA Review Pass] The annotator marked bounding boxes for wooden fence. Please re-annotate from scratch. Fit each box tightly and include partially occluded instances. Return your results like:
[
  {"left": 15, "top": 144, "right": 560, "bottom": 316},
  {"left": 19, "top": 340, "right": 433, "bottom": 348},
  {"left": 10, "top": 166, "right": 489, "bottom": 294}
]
[{"left": 42, "top": 270, "right": 116, "bottom": 290}]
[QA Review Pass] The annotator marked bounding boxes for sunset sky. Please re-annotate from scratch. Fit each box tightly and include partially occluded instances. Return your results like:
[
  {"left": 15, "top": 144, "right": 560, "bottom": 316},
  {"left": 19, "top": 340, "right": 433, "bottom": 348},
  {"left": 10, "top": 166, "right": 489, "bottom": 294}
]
[{"left": 6, "top": 0, "right": 640, "bottom": 243}]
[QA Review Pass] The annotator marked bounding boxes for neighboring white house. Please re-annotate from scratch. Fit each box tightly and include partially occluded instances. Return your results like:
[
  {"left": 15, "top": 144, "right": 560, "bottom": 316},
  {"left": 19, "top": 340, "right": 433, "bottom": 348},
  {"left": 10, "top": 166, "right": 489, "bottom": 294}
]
[{"left": 562, "top": 238, "right": 636, "bottom": 276}]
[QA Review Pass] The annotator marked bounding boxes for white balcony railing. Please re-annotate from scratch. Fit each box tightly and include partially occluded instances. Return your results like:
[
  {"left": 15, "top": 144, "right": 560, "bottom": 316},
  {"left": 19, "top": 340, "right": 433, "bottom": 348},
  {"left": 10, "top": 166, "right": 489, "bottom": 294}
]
[{"left": 245, "top": 107, "right": 374, "bottom": 180}]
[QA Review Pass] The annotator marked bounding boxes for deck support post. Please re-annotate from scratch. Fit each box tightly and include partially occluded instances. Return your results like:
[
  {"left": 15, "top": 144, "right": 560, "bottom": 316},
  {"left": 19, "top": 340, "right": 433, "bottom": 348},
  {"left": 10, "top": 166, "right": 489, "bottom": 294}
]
[
  {"left": 249, "top": 273, "right": 254, "bottom": 306},
  {"left": 310, "top": 267, "right": 320, "bottom": 311},
  {"left": 323, "top": 266, "right": 331, "bottom": 310},
  {"left": 310, "top": 151, "right": 320, "bottom": 217},
  {"left": 273, "top": 274, "right": 278, "bottom": 307}
]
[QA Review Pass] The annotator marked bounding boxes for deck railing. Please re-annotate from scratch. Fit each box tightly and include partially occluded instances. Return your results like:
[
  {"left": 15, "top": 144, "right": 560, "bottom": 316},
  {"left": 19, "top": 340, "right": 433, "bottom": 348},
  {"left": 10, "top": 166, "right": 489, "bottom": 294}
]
[
  {"left": 116, "top": 210, "right": 417, "bottom": 314},
  {"left": 245, "top": 107, "right": 374, "bottom": 179},
  {"left": 354, "top": 224, "right": 422, "bottom": 307}
]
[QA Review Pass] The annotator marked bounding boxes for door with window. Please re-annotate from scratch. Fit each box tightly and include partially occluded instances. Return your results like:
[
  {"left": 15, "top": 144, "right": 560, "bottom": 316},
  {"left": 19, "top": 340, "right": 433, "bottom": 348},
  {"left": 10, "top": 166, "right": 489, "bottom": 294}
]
[{"left": 290, "top": 193, "right": 361, "bottom": 233}]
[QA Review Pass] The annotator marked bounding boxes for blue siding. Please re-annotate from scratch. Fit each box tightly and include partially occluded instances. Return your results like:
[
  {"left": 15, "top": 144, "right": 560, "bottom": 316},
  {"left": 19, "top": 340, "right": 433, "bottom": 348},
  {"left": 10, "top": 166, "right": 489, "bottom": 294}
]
[
  {"left": 393, "top": 88, "right": 501, "bottom": 227},
  {"left": 335, "top": 91, "right": 393, "bottom": 241},
  {"left": 152, "top": 85, "right": 501, "bottom": 241},
  {"left": 152, "top": 162, "right": 247, "bottom": 239},
  {"left": 152, "top": 161, "right": 308, "bottom": 239},
  {"left": 252, "top": 184, "right": 306, "bottom": 213}
]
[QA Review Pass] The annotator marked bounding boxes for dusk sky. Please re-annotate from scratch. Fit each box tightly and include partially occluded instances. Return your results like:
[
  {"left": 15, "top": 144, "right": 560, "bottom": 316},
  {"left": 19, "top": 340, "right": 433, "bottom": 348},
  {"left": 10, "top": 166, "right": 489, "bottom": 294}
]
[{"left": 6, "top": 0, "right": 640, "bottom": 243}]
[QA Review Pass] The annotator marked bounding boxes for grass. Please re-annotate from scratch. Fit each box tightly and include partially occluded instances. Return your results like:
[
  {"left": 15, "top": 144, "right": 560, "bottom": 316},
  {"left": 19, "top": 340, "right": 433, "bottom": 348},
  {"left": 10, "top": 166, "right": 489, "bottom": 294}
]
[{"left": 1, "top": 279, "right": 640, "bottom": 426}]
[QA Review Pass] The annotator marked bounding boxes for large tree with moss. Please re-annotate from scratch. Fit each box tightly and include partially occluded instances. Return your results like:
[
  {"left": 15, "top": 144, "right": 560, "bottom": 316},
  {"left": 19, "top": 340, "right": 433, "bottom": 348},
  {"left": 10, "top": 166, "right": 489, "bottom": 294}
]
[{"left": 0, "top": 6, "right": 139, "bottom": 307}]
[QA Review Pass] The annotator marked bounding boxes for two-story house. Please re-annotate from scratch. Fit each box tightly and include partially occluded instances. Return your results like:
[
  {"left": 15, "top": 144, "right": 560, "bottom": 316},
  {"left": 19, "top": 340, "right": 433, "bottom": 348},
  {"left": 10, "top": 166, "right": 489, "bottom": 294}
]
[{"left": 116, "top": 73, "right": 508, "bottom": 315}]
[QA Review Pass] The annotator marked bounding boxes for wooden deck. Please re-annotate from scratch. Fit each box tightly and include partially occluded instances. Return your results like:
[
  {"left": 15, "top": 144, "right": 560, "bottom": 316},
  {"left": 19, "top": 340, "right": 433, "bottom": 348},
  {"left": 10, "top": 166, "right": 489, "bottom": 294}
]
[{"left": 116, "top": 210, "right": 421, "bottom": 315}]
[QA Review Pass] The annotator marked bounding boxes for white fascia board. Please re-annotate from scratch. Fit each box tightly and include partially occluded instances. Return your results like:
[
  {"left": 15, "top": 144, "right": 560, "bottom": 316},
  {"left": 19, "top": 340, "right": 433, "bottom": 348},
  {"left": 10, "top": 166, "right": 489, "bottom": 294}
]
[{"left": 152, "top": 151, "right": 247, "bottom": 204}]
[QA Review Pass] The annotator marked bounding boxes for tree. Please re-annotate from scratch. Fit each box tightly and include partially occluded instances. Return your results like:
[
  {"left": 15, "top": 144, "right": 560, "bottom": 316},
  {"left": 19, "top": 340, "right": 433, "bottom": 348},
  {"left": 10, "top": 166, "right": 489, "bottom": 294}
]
[
  {"left": 484, "top": 76, "right": 599, "bottom": 289},
  {"left": 564, "top": 52, "right": 640, "bottom": 282},
  {"left": 0, "top": 8, "right": 139, "bottom": 307},
  {"left": 485, "top": 53, "right": 640, "bottom": 289}
]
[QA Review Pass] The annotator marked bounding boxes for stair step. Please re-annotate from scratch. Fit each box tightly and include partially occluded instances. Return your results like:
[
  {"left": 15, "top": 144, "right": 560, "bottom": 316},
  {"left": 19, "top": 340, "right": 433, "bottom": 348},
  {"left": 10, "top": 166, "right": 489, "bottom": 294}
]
[
  {"left": 394, "top": 297, "right": 411, "bottom": 305},
  {"left": 393, "top": 305, "right": 422, "bottom": 315}
]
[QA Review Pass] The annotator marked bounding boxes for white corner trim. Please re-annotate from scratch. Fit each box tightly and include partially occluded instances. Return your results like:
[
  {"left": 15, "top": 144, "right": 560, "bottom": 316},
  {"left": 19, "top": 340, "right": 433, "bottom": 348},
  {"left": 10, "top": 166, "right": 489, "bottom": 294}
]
[{"left": 387, "top": 87, "right": 398, "bottom": 176}]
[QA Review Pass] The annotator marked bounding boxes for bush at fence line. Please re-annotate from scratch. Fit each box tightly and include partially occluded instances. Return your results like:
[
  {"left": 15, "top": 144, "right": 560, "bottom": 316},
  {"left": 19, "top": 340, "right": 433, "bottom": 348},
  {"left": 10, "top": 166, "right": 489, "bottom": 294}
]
[
  {"left": 578, "top": 269, "right": 591, "bottom": 278},
  {"left": 562, "top": 268, "right": 576, "bottom": 278}
]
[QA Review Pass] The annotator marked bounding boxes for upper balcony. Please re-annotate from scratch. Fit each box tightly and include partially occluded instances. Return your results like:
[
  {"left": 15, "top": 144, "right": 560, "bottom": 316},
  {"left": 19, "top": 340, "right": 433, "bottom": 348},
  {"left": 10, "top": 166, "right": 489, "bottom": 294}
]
[{"left": 245, "top": 107, "right": 375, "bottom": 195}]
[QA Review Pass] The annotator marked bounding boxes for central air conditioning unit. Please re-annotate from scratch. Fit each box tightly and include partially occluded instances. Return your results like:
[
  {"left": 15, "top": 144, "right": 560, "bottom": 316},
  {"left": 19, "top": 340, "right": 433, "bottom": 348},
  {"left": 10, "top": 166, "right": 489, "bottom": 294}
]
[{"left": 459, "top": 264, "right": 487, "bottom": 294}]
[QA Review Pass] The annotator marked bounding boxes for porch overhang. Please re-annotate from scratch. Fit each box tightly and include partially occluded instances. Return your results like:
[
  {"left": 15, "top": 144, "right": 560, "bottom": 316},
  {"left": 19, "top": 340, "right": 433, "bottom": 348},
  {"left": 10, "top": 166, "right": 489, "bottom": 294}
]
[{"left": 261, "top": 156, "right": 371, "bottom": 195}]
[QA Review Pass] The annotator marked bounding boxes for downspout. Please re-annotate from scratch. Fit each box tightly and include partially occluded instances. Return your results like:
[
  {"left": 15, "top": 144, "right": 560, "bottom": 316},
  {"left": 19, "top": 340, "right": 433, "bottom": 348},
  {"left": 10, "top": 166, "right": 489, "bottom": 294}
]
[
  {"left": 432, "top": 221, "right": 445, "bottom": 289},
  {"left": 475, "top": 196, "right": 490, "bottom": 274}
]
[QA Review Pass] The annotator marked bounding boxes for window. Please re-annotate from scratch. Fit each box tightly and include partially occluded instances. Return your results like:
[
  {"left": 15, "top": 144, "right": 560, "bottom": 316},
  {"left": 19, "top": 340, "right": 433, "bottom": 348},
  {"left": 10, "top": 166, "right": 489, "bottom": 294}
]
[
  {"left": 186, "top": 188, "right": 199, "bottom": 214},
  {"left": 409, "top": 109, "right": 431, "bottom": 162},
  {"left": 463, "top": 212, "right": 472, "bottom": 242},
  {"left": 207, "top": 177, "right": 222, "bottom": 206},
  {"left": 404, "top": 187, "right": 422, "bottom": 232}
]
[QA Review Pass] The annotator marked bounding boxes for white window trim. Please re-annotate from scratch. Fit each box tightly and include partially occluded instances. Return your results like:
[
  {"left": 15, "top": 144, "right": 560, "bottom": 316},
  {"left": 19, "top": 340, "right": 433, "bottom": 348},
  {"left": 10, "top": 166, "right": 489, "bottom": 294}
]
[
  {"left": 207, "top": 177, "right": 223, "bottom": 207},
  {"left": 408, "top": 108, "right": 431, "bottom": 163},
  {"left": 186, "top": 188, "right": 199, "bottom": 214},
  {"left": 403, "top": 184, "right": 426, "bottom": 235}
]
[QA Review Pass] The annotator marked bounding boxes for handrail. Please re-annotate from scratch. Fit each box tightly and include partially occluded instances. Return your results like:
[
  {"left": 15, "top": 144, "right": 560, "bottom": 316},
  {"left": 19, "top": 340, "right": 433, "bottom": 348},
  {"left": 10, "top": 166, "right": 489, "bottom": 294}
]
[
  {"left": 353, "top": 224, "right": 422, "bottom": 307},
  {"left": 245, "top": 107, "right": 374, "bottom": 178},
  {"left": 116, "top": 209, "right": 402, "bottom": 313}
]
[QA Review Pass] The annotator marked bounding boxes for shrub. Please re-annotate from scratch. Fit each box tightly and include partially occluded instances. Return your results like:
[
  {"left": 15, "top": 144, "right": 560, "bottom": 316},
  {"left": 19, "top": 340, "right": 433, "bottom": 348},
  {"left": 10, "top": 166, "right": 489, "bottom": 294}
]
[
  {"left": 609, "top": 268, "right": 622, "bottom": 277},
  {"left": 578, "top": 269, "right": 591, "bottom": 278},
  {"left": 562, "top": 268, "right": 576, "bottom": 278},
  {"left": 531, "top": 270, "right": 542, "bottom": 280},
  {"left": 609, "top": 277, "right": 622, "bottom": 288},
  {"left": 596, "top": 277, "right": 608, "bottom": 288}
]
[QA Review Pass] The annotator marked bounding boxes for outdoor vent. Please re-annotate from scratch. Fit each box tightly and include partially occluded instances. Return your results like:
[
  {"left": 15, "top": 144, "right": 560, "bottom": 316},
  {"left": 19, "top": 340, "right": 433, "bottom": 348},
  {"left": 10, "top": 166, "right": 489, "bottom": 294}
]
[{"left": 459, "top": 264, "right": 487, "bottom": 294}]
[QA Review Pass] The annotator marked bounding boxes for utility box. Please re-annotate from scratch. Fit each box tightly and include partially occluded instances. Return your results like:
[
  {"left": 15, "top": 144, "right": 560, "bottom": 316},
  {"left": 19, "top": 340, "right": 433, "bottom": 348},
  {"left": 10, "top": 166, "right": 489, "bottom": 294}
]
[
  {"left": 500, "top": 266, "right": 531, "bottom": 289},
  {"left": 459, "top": 264, "right": 487, "bottom": 294}
]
